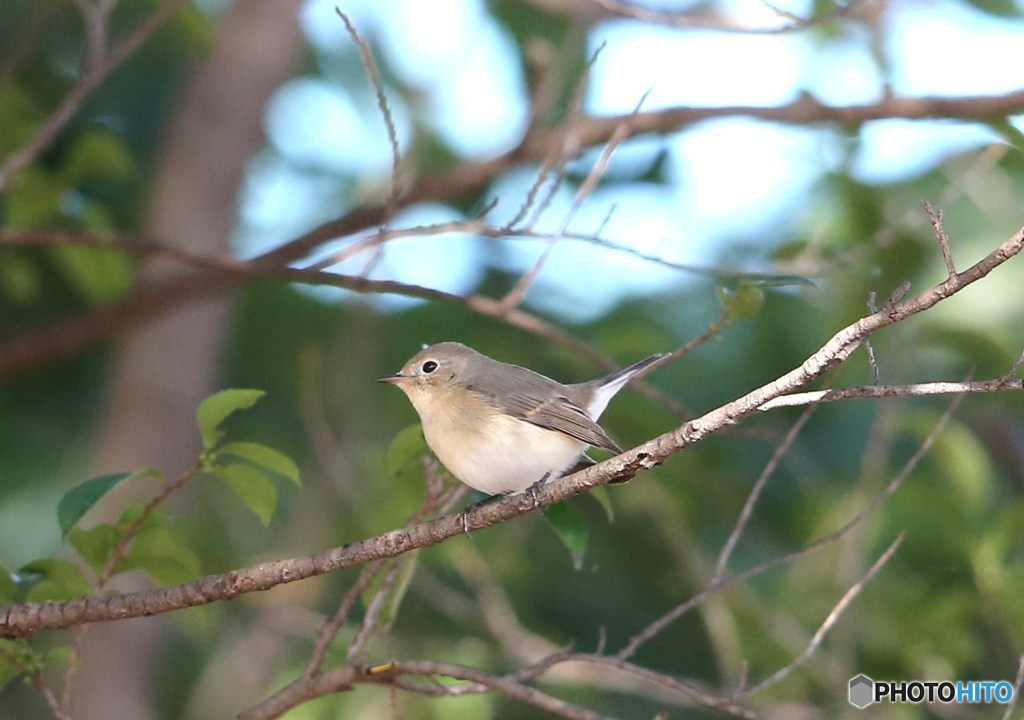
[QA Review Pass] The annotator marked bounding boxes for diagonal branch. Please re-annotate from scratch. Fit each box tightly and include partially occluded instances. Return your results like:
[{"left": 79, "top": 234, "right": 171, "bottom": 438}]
[
  {"left": 736, "top": 533, "right": 905, "bottom": 697},
  {"left": 2, "top": 225, "right": 1020, "bottom": 639}
]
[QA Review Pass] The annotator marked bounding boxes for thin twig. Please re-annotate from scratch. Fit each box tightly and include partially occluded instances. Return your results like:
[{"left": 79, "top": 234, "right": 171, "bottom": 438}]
[
  {"left": 0, "top": 221, "right": 819, "bottom": 287},
  {"left": 568, "top": 654, "right": 754, "bottom": 718},
  {"left": 304, "top": 562, "right": 386, "bottom": 677},
  {"left": 74, "top": 0, "right": 117, "bottom": 75},
  {"left": 1001, "top": 347, "right": 1024, "bottom": 382},
  {"left": 864, "top": 291, "right": 880, "bottom": 384},
  {"left": 923, "top": 201, "right": 957, "bottom": 277},
  {"left": 516, "top": 41, "right": 607, "bottom": 232},
  {"left": 503, "top": 143, "right": 568, "bottom": 232},
  {"left": 30, "top": 667, "right": 70, "bottom": 720},
  {"left": 589, "top": 0, "right": 873, "bottom": 34},
  {"left": 346, "top": 560, "right": 401, "bottom": 663},
  {"left": 504, "top": 87, "right": 651, "bottom": 310},
  {"left": 738, "top": 533, "right": 904, "bottom": 697},
  {"left": 307, "top": 488, "right": 458, "bottom": 677},
  {"left": 714, "top": 404, "right": 817, "bottom": 581},
  {"left": 758, "top": 377, "right": 1021, "bottom": 411},
  {"left": 499, "top": 74, "right": 632, "bottom": 308},
  {"left": 1001, "top": 655, "right": 1024, "bottom": 720},
  {"left": 335, "top": 7, "right": 402, "bottom": 217}
]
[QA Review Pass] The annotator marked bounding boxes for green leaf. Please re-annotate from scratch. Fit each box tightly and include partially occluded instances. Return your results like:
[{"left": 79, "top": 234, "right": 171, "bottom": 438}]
[
  {"left": 2, "top": 166, "right": 66, "bottom": 227},
  {"left": 215, "top": 463, "right": 278, "bottom": 526},
  {"left": 0, "top": 563, "right": 16, "bottom": 603},
  {"left": 733, "top": 284, "right": 765, "bottom": 318},
  {"left": 0, "top": 250, "right": 40, "bottom": 302},
  {"left": 0, "top": 82, "right": 40, "bottom": 156},
  {"left": 219, "top": 441, "right": 301, "bottom": 486},
  {"left": 116, "top": 502, "right": 145, "bottom": 527},
  {"left": 57, "top": 472, "right": 132, "bottom": 538},
  {"left": 363, "top": 554, "right": 419, "bottom": 628},
  {"left": 68, "top": 523, "right": 121, "bottom": 575},
  {"left": 717, "top": 283, "right": 766, "bottom": 321},
  {"left": 542, "top": 503, "right": 589, "bottom": 570},
  {"left": 50, "top": 245, "right": 133, "bottom": 304},
  {"left": 123, "top": 522, "right": 202, "bottom": 586},
  {"left": 62, "top": 130, "right": 135, "bottom": 183},
  {"left": 984, "top": 119, "right": 1024, "bottom": 152},
  {"left": 386, "top": 424, "right": 428, "bottom": 479},
  {"left": 0, "top": 639, "right": 31, "bottom": 691},
  {"left": 44, "top": 646, "right": 74, "bottom": 669},
  {"left": 909, "top": 413, "right": 993, "bottom": 517},
  {"left": 196, "top": 389, "right": 266, "bottom": 449},
  {"left": 57, "top": 468, "right": 162, "bottom": 538},
  {"left": 382, "top": 554, "right": 418, "bottom": 627},
  {"left": 176, "top": 2, "right": 218, "bottom": 46},
  {"left": 962, "top": 0, "right": 1020, "bottom": 17},
  {"left": 20, "top": 559, "right": 92, "bottom": 602}
]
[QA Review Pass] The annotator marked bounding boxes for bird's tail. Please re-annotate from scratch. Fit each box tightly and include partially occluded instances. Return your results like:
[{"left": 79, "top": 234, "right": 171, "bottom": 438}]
[{"left": 585, "top": 352, "right": 670, "bottom": 418}]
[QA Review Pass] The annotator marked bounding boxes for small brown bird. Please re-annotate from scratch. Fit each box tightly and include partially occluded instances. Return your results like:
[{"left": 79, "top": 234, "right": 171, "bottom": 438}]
[{"left": 380, "top": 342, "right": 666, "bottom": 495}]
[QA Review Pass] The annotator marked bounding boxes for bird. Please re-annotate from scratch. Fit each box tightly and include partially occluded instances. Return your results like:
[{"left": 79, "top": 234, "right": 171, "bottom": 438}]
[{"left": 379, "top": 342, "right": 667, "bottom": 496}]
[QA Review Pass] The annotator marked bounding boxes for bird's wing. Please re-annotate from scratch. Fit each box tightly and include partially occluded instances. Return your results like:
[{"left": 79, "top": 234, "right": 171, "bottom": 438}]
[{"left": 502, "top": 392, "right": 622, "bottom": 454}]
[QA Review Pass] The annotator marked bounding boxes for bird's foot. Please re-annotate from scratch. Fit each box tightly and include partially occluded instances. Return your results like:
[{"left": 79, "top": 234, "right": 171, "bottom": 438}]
[
  {"left": 523, "top": 472, "right": 551, "bottom": 509},
  {"left": 460, "top": 492, "right": 500, "bottom": 536}
]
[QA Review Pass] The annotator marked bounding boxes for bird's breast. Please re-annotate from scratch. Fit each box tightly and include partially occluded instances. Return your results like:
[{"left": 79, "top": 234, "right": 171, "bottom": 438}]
[{"left": 421, "top": 403, "right": 586, "bottom": 496}]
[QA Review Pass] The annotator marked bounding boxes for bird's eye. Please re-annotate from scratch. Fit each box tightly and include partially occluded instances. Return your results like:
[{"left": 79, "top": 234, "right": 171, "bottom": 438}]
[{"left": 421, "top": 360, "right": 438, "bottom": 373}]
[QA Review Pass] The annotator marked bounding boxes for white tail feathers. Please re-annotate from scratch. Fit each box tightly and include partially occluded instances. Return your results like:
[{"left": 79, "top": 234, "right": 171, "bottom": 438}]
[{"left": 585, "top": 353, "right": 669, "bottom": 419}]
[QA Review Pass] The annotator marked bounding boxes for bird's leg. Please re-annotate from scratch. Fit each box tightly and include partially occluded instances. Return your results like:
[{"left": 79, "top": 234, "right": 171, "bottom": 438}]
[
  {"left": 524, "top": 472, "right": 551, "bottom": 509},
  {"left": 460, "top": 492, "right": 501, "bottom": 536},
  {"left": 460, "top": 472, "right": 553, "bottom": 534}
]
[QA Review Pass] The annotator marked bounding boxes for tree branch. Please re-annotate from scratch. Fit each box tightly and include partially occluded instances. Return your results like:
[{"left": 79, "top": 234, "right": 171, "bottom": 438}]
[
  {"left": 2, "top": 224, "right": 1020, "bottom": 639},
  {"left": 759, "top": 378, "right": 1023, "bottom": 410},
  {"left": 3, "top": 90, "right": 1024, "bottom": 376},
  {"left": 589, "top": 0, "right": 872, "bottom": 34},
  {"left": 241, "top": 658, "right": 621, "bottom": 720}
]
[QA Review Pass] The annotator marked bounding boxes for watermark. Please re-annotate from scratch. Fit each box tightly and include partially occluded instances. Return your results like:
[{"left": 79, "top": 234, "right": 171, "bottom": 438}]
[{"left": 849, "top": 674, "right": 1014, "bottom": 709}]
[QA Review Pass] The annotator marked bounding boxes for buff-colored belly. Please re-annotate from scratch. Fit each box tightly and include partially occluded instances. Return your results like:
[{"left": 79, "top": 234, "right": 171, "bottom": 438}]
[{"left": 424, "top": 411, "right": 586, "bottom": 495}]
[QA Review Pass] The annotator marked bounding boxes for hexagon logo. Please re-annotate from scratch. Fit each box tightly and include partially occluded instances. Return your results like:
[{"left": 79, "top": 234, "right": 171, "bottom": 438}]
[{"left": 849, "top": 674, "right": 874, "bottom": 709}]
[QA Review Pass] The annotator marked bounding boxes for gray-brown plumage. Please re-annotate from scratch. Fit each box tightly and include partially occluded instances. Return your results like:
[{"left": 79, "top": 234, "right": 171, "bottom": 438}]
[{"left": 380, "top": 342, "right": 667, "bottom": 495}]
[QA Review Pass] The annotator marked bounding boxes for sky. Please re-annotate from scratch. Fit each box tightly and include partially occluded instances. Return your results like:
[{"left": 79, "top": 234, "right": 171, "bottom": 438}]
[{"left": 238, "top": 0, "right": 1024, "bottom": 319}]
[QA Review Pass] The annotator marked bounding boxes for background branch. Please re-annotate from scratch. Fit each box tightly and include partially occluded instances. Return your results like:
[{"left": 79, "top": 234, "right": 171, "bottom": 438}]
[{"left": 3, "top": 90, "right": 1024, "bottom": 377}]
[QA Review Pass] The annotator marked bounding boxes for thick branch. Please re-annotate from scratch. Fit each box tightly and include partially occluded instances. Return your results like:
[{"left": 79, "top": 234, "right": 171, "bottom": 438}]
[
  {"left": 540, "top": 89, "right": 1024, "bottom": 155},
  {"left": 4, "top": 91, "right": 1024, "bottom": 376}
]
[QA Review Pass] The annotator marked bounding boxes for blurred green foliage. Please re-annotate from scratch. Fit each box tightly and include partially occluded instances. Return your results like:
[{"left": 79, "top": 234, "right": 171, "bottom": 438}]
[{"left": 1, "top": 0, "right": 1024, "bottom": 718}]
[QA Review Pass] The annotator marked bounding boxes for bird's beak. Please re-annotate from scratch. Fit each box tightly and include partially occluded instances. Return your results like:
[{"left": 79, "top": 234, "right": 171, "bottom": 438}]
[{"left": 378, "top": 373, "right": 407, "bottom": 385}]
